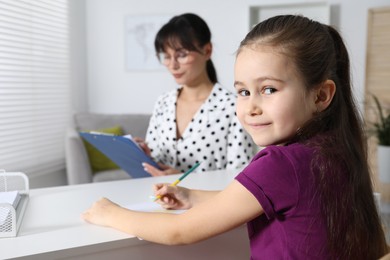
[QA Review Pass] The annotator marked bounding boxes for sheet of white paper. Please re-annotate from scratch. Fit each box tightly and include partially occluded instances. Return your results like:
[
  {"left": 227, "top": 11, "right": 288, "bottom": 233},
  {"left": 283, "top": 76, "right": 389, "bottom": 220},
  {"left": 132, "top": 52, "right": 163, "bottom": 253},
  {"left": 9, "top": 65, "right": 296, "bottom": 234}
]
[
  {"left": 0, "top": 191, "right": 21, "bottom": 208},
  {"left": 0, "top": 191, "right": 21, "bottom": 225},
  {"left": 122, "top": 134, "right": 143, "bottom": 151}
]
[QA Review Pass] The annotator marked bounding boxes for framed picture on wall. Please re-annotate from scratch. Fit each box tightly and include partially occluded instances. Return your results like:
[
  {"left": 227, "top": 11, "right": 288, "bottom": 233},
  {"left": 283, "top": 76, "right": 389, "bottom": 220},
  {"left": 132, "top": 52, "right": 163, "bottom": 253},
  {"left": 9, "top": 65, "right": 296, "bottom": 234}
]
[
  {"left": 125, "top": 14, "right": 172, "bottom": 71},
  {"left": 249, "top": 2, "right": 330, "bottom": 29}
]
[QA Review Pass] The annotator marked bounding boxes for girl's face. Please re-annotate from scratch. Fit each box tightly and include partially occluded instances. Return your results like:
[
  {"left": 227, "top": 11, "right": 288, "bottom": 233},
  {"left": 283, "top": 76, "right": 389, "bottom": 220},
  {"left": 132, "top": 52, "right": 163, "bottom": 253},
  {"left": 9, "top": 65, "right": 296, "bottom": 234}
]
[
  {"left": 234, "top": 46, "right": 318, "bottom": 146},
  {"left": 160, "top": 44, "right": 211, "bottom": 86}
]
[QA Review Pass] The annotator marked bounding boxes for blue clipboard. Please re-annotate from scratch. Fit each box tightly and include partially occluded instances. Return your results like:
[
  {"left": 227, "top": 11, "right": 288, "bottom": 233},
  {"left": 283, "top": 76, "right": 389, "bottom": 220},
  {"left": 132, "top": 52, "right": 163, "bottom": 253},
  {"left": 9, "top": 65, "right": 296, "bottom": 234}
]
[{"left": 79, "top": 132, "right": 160, "bottom": 178}]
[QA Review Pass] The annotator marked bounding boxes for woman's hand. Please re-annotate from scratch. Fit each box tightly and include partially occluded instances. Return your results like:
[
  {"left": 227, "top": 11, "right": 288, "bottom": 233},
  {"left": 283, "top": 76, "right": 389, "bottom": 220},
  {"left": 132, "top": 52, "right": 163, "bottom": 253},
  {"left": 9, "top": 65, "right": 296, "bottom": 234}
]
[
  {"left": 132, "top": 137, "right": 152, "bottom": 157},
  {"left": 82, "top": 197, "right": 119, "bottom": 227},
  {"left": 153, "top": 183, "right": 192, "bottom": 210},
  {"left": 133, "top": 137, "right": 180, "bottom": 176},
  {"left": 143, "top": 162, "right": 181, "bottom": 176}
]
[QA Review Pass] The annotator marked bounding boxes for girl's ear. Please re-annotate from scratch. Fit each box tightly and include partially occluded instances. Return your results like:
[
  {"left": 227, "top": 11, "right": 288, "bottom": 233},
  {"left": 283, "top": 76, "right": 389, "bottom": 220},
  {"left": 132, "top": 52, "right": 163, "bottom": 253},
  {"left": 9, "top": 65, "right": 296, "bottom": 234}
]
[{"left": 315, "top": 79, "right": 336, "bottom": 112}]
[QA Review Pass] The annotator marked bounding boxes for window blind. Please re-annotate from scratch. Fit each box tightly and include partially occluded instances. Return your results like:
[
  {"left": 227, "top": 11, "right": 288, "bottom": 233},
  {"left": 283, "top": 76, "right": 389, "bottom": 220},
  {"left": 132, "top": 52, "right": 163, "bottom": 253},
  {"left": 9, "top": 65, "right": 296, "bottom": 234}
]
[
  {"left": 0, "top": 0, "right": 70, "bottom": 177},
  {"left": 365, "top": 7, "right": 390, "bottom": 197}
]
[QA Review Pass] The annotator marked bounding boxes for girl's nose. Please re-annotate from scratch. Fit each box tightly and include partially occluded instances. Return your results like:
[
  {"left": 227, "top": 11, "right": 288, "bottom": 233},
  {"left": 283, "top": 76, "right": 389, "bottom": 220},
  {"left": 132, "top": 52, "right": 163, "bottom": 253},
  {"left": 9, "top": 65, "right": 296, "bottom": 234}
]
[{"left": 247, "top": 97, "right": 262, "bottom": 116}]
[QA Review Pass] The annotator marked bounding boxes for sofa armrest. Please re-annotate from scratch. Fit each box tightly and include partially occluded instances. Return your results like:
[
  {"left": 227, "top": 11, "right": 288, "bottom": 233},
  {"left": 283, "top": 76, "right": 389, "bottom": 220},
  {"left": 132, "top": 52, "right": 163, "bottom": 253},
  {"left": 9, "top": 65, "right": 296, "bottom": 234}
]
[{"left": 65, "top": 128, "right": 93, "bottom": 185}]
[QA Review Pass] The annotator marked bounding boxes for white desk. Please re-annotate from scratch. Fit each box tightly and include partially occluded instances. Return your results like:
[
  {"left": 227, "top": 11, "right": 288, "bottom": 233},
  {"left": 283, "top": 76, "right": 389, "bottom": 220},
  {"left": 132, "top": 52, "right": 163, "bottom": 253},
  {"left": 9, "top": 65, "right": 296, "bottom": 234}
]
[{"left": 0, "top": 170, "right": 250, "bottom": 259}]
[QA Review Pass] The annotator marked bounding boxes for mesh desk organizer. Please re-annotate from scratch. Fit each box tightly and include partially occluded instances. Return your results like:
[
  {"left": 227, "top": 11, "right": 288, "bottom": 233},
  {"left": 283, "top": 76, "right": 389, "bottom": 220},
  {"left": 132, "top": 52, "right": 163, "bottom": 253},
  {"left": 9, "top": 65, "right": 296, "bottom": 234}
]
[{"left": 0, "top": 171, "right": 29, "bottom": 238}]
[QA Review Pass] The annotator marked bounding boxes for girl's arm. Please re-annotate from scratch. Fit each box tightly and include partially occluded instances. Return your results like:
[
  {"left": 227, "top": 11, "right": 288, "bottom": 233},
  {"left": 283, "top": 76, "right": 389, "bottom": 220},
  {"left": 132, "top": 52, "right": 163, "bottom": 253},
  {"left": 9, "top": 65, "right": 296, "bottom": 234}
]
[
  {"left": 82, "top": 180, "right": 263, "bottom": 245},
  {"left": 153, "top": 184, "right": 219, "bottom": 209}
]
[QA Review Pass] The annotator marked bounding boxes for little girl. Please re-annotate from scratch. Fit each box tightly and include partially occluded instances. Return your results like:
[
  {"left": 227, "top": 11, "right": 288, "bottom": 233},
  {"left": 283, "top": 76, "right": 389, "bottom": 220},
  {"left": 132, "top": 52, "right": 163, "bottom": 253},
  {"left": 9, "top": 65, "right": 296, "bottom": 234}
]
[{"left": 83, "top": 15, "right": 388, "bottom": 259}]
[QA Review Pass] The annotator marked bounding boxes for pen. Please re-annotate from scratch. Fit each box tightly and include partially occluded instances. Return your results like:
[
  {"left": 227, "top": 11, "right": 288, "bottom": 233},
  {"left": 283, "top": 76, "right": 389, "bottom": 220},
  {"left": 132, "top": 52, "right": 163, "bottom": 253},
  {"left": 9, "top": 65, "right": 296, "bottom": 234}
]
[{"left": 152, "top": 162, "right": 201, "bottom": 201}]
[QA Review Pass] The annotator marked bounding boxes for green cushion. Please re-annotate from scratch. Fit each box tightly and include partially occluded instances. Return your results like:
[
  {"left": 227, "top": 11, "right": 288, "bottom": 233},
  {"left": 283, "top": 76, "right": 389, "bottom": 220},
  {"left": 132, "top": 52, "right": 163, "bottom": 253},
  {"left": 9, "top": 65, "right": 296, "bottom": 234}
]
[{"left": 82, "top": 125, "right": 123, "bottom": 173}]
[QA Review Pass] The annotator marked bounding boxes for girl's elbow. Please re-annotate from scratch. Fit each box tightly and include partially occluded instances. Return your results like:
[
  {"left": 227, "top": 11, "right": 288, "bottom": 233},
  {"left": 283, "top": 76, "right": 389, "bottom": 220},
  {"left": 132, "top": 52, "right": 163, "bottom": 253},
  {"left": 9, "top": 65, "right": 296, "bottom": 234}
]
[{"left": 163, "top": 230, "right": 200, "bottom": 246}]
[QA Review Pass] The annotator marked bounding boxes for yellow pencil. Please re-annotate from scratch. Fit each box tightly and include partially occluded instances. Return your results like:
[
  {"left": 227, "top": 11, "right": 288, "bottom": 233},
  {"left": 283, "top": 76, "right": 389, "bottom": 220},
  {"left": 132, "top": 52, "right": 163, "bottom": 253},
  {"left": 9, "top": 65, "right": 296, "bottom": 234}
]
[{"left": 152, "top": 162, "right": 201, "bottom": 201}]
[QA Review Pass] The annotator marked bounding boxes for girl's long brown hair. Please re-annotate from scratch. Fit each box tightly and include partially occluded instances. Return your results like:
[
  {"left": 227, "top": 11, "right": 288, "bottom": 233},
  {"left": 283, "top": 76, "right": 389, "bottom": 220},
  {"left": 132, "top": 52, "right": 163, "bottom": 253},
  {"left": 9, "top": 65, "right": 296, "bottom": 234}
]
[{"left": 239, "top": 15, "right": 387, "bottom": 259}]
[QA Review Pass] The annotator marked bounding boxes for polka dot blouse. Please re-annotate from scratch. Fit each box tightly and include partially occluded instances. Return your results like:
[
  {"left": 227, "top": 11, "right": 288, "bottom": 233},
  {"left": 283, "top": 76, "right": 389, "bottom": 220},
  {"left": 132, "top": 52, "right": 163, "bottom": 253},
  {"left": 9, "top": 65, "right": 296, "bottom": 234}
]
[{"left": 145, "top": 84, "right": 255, "bottom": 173}]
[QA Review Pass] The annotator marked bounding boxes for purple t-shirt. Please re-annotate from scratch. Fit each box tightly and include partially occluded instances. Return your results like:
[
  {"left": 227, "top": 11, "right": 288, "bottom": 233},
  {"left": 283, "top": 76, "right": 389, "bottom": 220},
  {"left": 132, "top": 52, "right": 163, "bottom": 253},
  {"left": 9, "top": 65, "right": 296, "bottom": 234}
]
[{"left": 236, "top": 143, "right": 330, "bottom": 259}]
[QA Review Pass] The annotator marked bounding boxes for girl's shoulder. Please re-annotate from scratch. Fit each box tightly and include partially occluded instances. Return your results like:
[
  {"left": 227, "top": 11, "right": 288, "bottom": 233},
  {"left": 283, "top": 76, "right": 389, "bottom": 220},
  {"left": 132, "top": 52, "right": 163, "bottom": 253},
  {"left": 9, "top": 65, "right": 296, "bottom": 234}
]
[
  {"left": 252, "top": 143, "right": 315, "bottom": 166},
  {"left": 238, "top": 143, "right": 316, "bottom": 191}
]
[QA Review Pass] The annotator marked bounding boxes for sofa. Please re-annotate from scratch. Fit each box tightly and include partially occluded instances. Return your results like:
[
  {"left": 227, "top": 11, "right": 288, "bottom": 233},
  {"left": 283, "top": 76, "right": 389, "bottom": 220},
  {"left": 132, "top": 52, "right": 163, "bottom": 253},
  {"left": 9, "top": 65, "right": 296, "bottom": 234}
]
[{"left": 65, "top": 112, "right": 151, "bottom": 185}]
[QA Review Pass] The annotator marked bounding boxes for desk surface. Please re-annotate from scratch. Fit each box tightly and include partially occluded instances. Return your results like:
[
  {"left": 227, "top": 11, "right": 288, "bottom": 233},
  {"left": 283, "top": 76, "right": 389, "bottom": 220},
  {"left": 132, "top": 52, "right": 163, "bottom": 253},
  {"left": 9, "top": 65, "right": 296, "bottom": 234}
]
[{"left": 0, "top": 169, "right": 250, "bottom": 259}]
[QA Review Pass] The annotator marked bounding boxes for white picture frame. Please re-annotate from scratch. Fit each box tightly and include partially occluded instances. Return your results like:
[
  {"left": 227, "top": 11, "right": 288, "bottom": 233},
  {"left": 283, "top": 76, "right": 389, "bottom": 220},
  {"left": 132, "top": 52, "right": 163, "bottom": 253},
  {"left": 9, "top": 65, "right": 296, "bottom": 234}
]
[{"left": 249, "top": 2, "right": 330, "bottom": 29}]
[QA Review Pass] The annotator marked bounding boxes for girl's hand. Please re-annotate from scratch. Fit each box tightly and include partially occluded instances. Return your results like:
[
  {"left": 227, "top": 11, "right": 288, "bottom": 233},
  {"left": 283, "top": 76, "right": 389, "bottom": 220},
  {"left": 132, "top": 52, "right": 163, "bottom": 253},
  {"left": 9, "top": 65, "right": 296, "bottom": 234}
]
[
  {"left": 82, "top": 197, "right": 119, "bottom": 227},
  {"left": 132, "top": 137, "right": 151, "bottom": 157},
  {"left": 153, "top": 183, "right": 192, "bottom": 210},
  {"left": 143, "top": 162, "right": 181, "bottom": 176}
]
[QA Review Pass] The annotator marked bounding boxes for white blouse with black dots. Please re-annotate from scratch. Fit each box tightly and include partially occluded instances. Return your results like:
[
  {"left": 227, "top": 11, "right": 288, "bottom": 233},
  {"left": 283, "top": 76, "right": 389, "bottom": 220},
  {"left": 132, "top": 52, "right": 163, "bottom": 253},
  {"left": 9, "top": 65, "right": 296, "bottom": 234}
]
[{"left": 145, "top": 84, "right": 256, "bottom": 173}]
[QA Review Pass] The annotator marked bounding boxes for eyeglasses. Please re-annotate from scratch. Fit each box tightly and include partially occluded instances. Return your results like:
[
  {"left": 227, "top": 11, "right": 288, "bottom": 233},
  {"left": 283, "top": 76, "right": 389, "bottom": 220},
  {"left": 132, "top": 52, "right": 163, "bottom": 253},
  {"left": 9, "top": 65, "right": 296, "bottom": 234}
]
[{"left": 157, "top": 49, "right": 195, "bottom": 66}]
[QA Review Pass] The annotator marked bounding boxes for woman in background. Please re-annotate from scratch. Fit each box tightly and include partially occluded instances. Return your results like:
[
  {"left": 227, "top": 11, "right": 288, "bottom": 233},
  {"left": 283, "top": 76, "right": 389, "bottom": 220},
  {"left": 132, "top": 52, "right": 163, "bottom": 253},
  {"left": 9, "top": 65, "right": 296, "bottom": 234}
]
[{"left": 136, "top": 13, "right": 254, "bottom": 176}]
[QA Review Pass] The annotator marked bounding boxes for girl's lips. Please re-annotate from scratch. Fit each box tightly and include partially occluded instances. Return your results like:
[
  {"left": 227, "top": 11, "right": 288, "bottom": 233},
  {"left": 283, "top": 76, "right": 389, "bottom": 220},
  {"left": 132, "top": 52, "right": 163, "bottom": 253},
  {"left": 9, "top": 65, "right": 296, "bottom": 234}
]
[{"left": 247, "top": 123, "right": 271, "bottom": 129}]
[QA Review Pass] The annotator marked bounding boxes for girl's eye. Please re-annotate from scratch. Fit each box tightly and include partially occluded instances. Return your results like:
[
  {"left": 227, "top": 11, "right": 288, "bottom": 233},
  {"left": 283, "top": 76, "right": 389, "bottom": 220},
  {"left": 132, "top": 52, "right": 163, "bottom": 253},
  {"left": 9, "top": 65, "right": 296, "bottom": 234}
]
[
  {"left": 238, "top": 89, "right": 250, "bottom": 97},
  {"left": 263, "top": 87, "right": 277, "bottom": 95}
]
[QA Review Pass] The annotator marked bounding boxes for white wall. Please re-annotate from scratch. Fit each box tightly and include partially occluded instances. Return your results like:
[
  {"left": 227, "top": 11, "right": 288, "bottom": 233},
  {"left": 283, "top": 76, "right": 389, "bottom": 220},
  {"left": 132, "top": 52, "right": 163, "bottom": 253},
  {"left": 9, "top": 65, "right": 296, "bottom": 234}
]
[
  {"left": 84, "top": 0, "right": 249, "bottom": 114},
  {"left": 81, "top": 0, "right": 390, "bottom": 115},
  {"left": 70, "top": 0, "right": 88, "bottom": 113}
]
